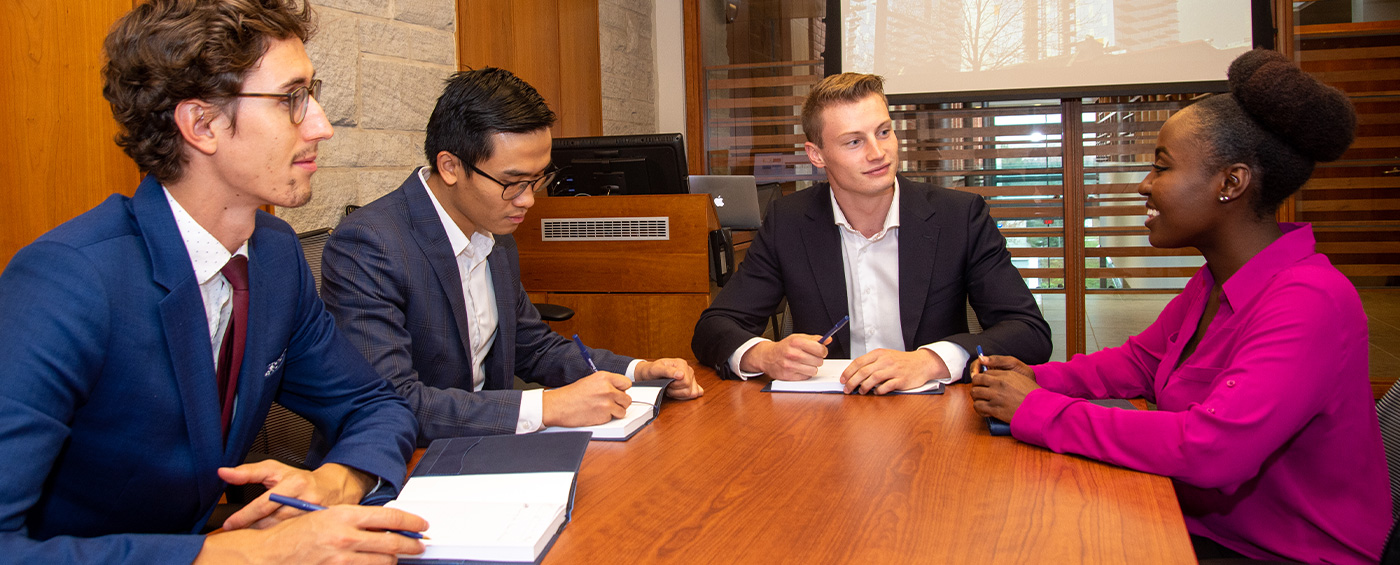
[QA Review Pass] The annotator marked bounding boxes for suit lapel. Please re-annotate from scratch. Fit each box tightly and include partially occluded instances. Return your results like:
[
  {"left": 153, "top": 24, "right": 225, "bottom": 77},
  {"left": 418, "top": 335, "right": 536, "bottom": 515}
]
[
  {"left": 403, "top": 173, "right": 478, "bottom": 380},
  {"left": 486, "top": 241, "right": 516, "bottom": 389},
  {"left": 131, "top": 176, "right": 224, "bottom": 504},
  {"left": 898, "top": 180, "right": 938, "bottom": 350},
  {"left": 800, "top": 184, "right": 850, "bottom": 351},
  {"left": 224, "top": 222, "right": 285, "bottom": 461}
]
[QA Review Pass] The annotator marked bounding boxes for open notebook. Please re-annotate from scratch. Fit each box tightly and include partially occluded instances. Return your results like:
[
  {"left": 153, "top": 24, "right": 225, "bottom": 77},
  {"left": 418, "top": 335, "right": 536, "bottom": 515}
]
[
  {"left": 540, "top": 378, "right": 671, "bottom": 441},
  {"left": 763, "top": 360, "right": 944, "bottom": 394},
  {"left": 393, "top": 432, "right": 591, "bottom": 564}
]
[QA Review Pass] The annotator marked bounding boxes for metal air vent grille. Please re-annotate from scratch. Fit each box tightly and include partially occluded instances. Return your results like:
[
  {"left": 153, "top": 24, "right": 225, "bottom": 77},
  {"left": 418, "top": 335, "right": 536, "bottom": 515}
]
[{"left": 540, "top": 216, "right": 670, "bottom": 241}]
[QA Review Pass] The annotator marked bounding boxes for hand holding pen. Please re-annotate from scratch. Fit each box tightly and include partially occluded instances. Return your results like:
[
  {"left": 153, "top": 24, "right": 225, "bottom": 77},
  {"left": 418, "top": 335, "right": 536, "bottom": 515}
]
[
  {"left": 541, "top": 334, "right": 633, "bottom": 428},
  {"left": 269, "top": 494, "right": 428, "bottom": 539}
]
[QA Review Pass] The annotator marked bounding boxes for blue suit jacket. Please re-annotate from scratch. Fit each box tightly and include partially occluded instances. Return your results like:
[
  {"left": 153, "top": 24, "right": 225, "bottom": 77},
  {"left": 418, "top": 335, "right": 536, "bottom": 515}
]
[
  {"left": 693, "top": 177, "right": 1052, "bottom": 380},
  {"left": 321, "top": 170, "right": 632, "bottom": 443},
  {"left": 0, "top": 177, "right": 417, "bottom": 563}
]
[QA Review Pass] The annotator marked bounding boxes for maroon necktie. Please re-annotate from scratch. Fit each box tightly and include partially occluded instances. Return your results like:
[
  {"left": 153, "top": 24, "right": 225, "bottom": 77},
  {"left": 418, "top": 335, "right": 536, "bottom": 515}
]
[{"left": 216, "top": 255, "right": 249, "bottom": 442}]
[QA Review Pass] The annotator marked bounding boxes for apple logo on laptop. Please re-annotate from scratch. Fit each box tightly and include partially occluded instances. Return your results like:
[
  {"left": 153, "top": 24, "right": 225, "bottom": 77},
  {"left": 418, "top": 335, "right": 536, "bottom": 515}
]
[{"left": 713, "top": 195, "right": 725, "bottom": 208}]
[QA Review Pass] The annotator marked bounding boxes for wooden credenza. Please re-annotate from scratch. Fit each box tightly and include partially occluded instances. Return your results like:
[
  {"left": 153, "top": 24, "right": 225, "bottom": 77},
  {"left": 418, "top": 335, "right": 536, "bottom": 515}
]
[{"left": 515, "top": 194, "right": 718, "bottom": 361}]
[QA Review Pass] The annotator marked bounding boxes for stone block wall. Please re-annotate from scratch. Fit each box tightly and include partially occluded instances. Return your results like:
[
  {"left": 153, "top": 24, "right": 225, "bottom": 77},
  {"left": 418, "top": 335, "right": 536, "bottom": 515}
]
[
  {"left": 279, "top": 0, "right": 664, "bottom": 231},
  {"left": 277, "top": 0, "right": 456, "bottom": 232},
  {"left": 600, "top": 0, "right": 659, "bottom": 135}
]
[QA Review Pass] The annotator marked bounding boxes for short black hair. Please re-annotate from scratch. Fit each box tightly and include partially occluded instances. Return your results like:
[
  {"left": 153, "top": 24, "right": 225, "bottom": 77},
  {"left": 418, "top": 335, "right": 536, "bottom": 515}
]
[
  {"left": 1191, "top": 49, "right": 1356, "bottom": 217},
  {"left": 423, "top": 67, "right": 557, "bottom": 174}
]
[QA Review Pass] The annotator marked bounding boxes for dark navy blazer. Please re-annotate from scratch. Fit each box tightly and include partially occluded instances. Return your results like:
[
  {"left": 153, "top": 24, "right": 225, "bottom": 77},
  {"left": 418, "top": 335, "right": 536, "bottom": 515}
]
[
  {"left": 321, "top": 170, "right": 631, "bottom": 443},
  {"left": 0, "top": 176, "right": 417, "bottom": 563},
  {"left": 693, "top": 177, "right": 1052, "bottom": 380}
]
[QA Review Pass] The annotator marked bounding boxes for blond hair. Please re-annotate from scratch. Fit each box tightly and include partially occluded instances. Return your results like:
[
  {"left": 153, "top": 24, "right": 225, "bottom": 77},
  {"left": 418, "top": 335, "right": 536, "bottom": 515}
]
[{"left": 801, "top": 73, "right": 887, "bottom": 146}]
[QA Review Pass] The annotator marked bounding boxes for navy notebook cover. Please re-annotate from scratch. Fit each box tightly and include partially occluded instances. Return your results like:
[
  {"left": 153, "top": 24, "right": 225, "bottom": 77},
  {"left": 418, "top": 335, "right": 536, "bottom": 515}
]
[
  {"left": 400, "top": 432, "right": 592, "bottom": 565},
  {"left": 987, "top": 398, "right": 1138, "bottom": 436}
]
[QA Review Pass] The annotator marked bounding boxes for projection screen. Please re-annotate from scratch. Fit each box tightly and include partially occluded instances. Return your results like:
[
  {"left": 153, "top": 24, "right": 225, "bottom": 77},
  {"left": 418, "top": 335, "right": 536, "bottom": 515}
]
[{"left": 837, "top": 0, "right": 1258, "bottom": 101}]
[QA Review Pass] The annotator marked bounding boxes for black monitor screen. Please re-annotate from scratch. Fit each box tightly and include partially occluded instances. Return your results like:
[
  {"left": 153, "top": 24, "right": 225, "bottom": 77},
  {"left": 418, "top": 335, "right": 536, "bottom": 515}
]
[{"left": 550, "top": 133, "right": 689, "bottom": 196}]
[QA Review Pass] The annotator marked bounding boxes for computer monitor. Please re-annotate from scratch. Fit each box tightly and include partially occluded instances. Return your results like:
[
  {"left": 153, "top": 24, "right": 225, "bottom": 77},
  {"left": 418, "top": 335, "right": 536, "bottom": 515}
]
[{"left": 549, "top": 133, "right": 690, "bottom": 196}]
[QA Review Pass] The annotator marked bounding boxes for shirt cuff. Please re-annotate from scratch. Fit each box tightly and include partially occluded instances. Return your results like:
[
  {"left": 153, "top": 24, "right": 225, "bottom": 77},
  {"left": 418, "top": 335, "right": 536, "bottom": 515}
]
[
  {"left": 624, "top": 359, "right": 641, "bottom": 381},
  {"left": 727, "top": 337, "right": 771, "bottom": 380},
  {"left": 516, "top": 388, "right": 545, "bottom": 434},
  {"left": 919, "top": 341, "right": 971, "bottom": 384}
]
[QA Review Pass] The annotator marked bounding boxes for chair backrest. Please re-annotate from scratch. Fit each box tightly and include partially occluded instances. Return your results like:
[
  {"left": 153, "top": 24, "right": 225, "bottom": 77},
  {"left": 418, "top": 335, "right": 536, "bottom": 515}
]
[
  {"left": 1378, "top": 382, "right": 1400, "bottom": 522},
  {"left": 297, "top": 228, "right": 333, "bottom": 294},
  {"left": 239, "top": 228, "right": 333, "bottom": 473}
]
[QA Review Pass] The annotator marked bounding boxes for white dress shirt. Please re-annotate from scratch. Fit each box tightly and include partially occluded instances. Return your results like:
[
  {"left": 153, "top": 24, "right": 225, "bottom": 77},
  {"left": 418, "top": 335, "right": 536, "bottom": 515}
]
[
  {"left": 421, "top": 169, "right": 548, "bottom": 433},
  {"left": 163, "top": 187, "right": 249, "bottom": 422},
  {"left": 728, "top": 180, "right": 969, "bottom": 385}
]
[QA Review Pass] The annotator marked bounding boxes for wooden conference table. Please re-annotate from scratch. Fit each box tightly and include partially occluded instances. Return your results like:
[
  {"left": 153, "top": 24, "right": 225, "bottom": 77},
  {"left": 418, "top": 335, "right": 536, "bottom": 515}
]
[{"left": 414, "top": 367, "right": 1195, "bottom": 564}]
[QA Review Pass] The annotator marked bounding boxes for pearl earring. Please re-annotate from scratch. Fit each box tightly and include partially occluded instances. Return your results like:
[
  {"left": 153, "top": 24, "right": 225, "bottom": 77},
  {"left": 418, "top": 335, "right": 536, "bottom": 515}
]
[{"left": 1219, "top": 195, "right": 1230, "bottom": 202}]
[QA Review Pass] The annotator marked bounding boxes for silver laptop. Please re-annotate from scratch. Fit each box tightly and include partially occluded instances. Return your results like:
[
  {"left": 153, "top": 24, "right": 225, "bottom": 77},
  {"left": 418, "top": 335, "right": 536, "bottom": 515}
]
[{"left": 688, "top": 175, "right": 763, "bottom": 230}]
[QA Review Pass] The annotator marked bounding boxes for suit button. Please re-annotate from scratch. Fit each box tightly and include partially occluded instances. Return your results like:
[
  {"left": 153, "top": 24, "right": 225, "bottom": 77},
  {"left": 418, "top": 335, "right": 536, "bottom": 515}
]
[{"left": 1226, "top": 380, "right": 1235, "bottom": 387}]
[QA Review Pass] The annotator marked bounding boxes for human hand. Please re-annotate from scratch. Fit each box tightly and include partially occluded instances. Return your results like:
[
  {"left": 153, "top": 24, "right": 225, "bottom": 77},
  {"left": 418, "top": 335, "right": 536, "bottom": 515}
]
[
  {"left": 969, "top": 356, "right": 1040, "bottom": 423},
  {"left": 638, "top": 358, "right": 704, "bottom": 399},
  {"left": 197, "top": 504, "right": 427, "bottom": 564},
  {"left": 542, "top": 371, "right": 633, "bottom": 428},
  {"left": 840, "top": 348, "right": 948, "bottom": 395},
  {"left": 220, "top": 461, "right": 377, "bottom": 531},
  {"left": 970, "top": 353, "right": 1036, "bottom": 381},
  {"left": 739, "top": 334, "right": 828, "bottom": 381}
]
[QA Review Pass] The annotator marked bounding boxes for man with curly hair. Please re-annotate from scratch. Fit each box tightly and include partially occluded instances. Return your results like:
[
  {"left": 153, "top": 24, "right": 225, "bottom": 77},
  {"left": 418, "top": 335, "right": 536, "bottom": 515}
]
[{"left": 0, "top": 0, "right": 427, "bottom": 562}]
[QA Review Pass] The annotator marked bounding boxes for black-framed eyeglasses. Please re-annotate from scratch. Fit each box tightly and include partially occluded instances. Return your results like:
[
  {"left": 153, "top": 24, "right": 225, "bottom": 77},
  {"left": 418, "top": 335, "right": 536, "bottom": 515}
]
[
  {"left": 467, "top": 161, "right": 563, "bottom": 200},
  {"left": 234, "top": 79, "right": 322, "bottom": 125}
]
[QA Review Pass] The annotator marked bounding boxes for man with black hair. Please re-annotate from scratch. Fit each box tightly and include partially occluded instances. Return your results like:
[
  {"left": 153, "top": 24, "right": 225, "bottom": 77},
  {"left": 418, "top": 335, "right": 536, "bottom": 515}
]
[
  {"left": 322, "top": 68, "right": 703, "bottom": 442},
  {"left": 0, "top": 0, "right": 426, "bottom": 562}
]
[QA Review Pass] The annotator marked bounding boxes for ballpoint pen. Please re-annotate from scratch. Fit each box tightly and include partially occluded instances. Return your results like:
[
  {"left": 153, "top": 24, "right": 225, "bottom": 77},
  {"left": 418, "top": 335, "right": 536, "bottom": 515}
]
[
  {"left": 268, "top": 493, "right": 428, "bottom": 540},
  {"left": 819, "top": 315, "right": 850, "bottom": 343},
  {"left": 976, "top": 345, "right": 990, "bottom": 374},
  {"left": 572, "top": 334, "right": 599, "bottom": 373}
]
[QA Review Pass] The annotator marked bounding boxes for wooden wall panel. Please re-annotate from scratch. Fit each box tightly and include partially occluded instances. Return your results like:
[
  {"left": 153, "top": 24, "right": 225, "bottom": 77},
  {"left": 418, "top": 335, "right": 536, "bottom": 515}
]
[
  {"left": 528, "top": 292, "right": 707, "bottom": 361},
  {"left": 457, "top": 0, "right": 602, "bottom": 138},
  {"left": 1, "top": 0, "right": 141, "bottom": 272}
]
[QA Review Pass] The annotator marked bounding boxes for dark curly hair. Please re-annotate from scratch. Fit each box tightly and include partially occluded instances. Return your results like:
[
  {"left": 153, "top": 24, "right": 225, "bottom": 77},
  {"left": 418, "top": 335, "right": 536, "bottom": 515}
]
[
  {"left": 1190, "top": 49, "right": 1356, "bottom": 217},
  {"left": 424, "top": 68, "right": 557, "bottom": 174},
  {"left": 102, "top": 0, "right": 315, "bottom": 183}
]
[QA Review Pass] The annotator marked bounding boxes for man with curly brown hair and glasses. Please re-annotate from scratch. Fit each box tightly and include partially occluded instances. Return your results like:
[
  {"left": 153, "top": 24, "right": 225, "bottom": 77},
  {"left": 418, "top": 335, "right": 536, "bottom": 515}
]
[{"left": 0, "top": 0, "right": 428, "bottom": 562}]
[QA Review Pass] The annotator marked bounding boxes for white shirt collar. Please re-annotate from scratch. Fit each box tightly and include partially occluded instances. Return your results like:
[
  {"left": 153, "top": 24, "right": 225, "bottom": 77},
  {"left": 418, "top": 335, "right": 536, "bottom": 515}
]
[
  {"left": 162, "top": 186, "right": 249, "bottom": 283},
  {"left": 830, "top": 178, "right": 901, "bottom": 240},
  {"left": 420, "top": 167, "right": 494, "bottom": 259}
]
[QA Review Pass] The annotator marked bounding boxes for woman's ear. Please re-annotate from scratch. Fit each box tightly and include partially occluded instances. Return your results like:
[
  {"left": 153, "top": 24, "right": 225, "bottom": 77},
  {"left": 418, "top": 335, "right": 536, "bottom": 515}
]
[{"left": 1219, "top": 163, "right": 1252, "bottom": 203}]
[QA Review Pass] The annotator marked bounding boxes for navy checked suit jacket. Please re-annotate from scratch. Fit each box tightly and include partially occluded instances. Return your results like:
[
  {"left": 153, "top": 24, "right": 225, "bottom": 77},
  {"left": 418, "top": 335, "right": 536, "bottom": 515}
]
[
  {"left": 321, "top": 169, "right": 633, "bottom": 443},
  {"left": 0, "top": 176, "right": 417, "bottom": 563},
  {"left": 692, "top": 177, "right": 1052, "bottom": 380}
]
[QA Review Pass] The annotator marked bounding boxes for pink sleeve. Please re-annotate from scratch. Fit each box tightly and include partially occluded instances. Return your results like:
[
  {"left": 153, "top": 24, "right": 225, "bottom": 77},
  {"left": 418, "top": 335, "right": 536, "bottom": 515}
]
[
  {"left": 1013, "top": 271, "right": 1361, "bottom": 491},
  {"left": 1031, "top": 285, "right": 1192, "bottom": 402}
]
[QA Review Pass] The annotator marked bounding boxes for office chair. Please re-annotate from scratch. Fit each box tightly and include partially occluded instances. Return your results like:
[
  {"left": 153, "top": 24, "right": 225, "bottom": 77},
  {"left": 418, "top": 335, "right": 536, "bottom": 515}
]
[
  {"left": 1379, "top": 382, "right": 1400, "bottom": 522},
  {"left": 227, "top": 231, "right": 329, "bottom": 490}
]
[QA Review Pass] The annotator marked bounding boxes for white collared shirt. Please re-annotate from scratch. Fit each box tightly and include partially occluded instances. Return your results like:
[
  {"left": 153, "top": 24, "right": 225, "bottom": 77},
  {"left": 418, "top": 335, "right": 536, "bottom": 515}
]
[
  {"left": 421, "top": 168, "right": 549, "bottom": 433},
  {"left": 163, "top": 187, "right": 250, "bottom": 368},
  {"left": 163, "top": 187, "right": 250, "bottom": 426},
  {"left": 729, "top": 179, "right": 969, "bottom": 385}
]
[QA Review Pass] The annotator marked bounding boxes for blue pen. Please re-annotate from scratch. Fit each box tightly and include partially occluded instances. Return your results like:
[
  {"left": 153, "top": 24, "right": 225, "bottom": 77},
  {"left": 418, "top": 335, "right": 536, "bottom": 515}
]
[
  {"left": 819, "top": 315, "right": 850, "bottom": 343},
  {"left": 268, "top": 493, "right": 428, "bottom": 540},
  {"left": 976, "top": 345, "right": 990, "bottom": 373},
  {"left": 572, "top": 334, "right": 599, "bottom": 373}
]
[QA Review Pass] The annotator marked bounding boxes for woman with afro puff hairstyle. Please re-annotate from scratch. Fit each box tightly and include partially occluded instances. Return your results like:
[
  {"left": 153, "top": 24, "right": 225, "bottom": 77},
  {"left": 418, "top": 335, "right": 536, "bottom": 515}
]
[{"left": 969, "top": 49, "right": 1388, "bottom": 564}]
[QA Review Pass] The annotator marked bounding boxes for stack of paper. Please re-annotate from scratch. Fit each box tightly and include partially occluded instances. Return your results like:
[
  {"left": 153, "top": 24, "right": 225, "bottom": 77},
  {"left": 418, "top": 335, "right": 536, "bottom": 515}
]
[
  {"left": 390, "top": 473, "right": 574, "bottom": 562},
  {"left": 768, "top": 360, "right": 943, "bottom": 394},
  {"left": 540, "top": 380, "right": 668, "bottom": 441}
]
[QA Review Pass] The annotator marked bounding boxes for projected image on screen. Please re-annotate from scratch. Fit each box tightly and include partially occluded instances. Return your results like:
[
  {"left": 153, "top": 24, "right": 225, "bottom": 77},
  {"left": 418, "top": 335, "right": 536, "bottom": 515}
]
[{"left": 841, "top": 0, "right": 1252, "bottom": 97}]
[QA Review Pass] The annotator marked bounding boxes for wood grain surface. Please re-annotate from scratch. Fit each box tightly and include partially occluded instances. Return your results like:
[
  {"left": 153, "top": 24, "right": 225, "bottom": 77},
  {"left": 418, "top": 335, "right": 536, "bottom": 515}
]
[{"left": 413, "top": 367, "right": 1194, "bottom": 564}]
